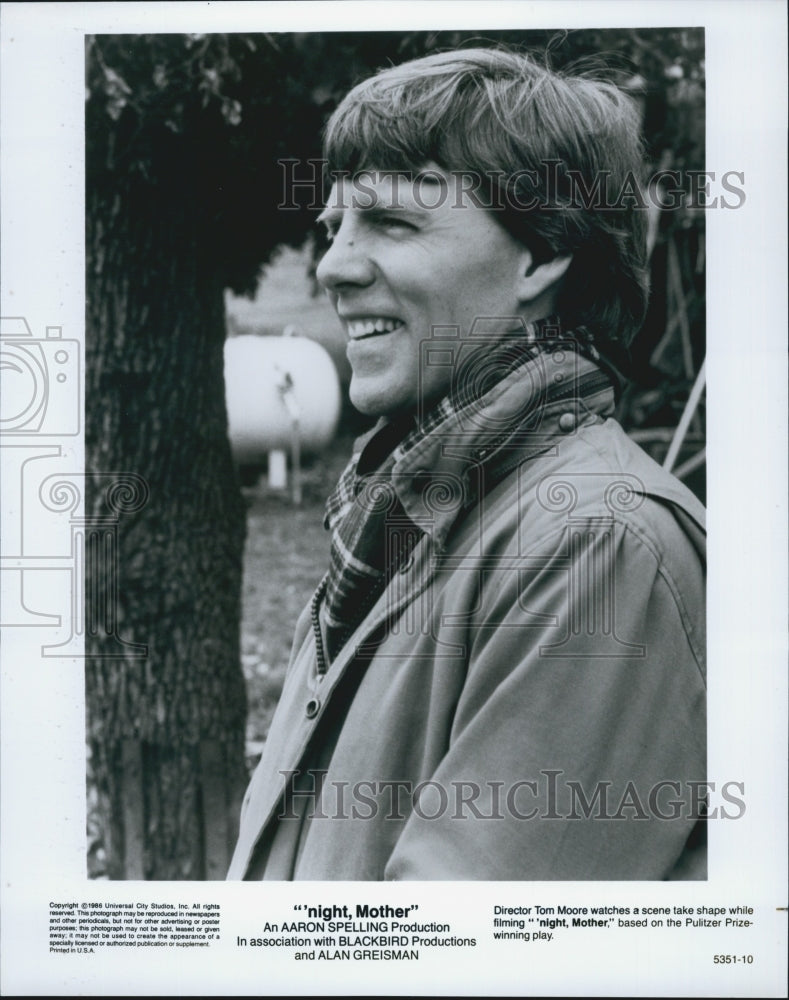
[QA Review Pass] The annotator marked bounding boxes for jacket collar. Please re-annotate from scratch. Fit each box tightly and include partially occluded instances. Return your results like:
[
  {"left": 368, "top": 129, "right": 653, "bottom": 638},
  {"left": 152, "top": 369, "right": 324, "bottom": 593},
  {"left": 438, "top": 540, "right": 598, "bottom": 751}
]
[{"left": 355, "top": 346, "right": 617, "bottom": 552}]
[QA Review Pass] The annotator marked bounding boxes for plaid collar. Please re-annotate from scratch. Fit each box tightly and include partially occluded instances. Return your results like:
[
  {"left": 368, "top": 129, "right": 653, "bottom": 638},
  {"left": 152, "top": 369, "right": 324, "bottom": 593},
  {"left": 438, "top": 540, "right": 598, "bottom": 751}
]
[{"left": 317, "top": 317, "right": 616, "bottom": 664}]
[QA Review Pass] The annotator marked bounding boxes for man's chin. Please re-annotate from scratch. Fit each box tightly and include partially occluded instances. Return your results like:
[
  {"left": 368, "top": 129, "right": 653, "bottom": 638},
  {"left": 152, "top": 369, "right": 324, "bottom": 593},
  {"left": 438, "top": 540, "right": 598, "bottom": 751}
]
[
  {"left": 348, "top": 383, "right": 414, "bottom": 421},
  {"left": 349, "top": 378, "right": 451, "bottom": 423}
]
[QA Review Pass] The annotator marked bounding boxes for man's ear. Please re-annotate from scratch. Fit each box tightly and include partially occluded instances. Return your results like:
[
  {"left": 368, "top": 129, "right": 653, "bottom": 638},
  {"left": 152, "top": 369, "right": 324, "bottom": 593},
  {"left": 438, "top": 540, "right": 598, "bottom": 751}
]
[{"left": 516, "top": 251, "right": 573, "bottom": 305}]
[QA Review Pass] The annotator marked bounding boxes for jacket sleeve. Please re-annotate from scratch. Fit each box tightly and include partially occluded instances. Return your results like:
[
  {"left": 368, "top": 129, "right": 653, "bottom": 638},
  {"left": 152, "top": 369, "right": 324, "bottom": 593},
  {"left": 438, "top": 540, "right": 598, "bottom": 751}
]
[{"left": 384, "top": 505, "right": 707, "bottom": 880}]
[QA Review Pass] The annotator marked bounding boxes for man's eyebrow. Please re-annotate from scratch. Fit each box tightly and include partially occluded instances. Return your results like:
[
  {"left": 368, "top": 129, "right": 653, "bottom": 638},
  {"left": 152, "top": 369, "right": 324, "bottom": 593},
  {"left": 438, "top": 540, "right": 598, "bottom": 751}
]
[
  {"left": 413, "top": 170, "right": 448, "bottom": 187},
  {"left": 317, "top": 203, "right": 425, "bottom": 227},
  {"left": 364, "top": 203, "right": 423, "bottom": 219}
]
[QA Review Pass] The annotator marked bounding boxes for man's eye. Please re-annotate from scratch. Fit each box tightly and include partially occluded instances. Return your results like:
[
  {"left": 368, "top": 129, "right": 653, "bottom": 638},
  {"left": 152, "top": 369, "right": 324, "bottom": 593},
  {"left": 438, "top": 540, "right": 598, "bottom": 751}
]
[
  {"left": 378, "top": 215, "right": 416, "bottom": 232},
  {"left": 317, "top": 214, "right": 416, "bottom": 243}
]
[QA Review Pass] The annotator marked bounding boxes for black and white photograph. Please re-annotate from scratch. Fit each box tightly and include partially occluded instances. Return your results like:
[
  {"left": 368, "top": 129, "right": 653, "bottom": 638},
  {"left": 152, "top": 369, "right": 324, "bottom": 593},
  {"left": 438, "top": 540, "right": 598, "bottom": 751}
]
[
  {"left": 1, "top": 2, "right": 786, "bottom": 996},
  {"left": 85, "top": 26, "right": 710, "bottom": 885}
]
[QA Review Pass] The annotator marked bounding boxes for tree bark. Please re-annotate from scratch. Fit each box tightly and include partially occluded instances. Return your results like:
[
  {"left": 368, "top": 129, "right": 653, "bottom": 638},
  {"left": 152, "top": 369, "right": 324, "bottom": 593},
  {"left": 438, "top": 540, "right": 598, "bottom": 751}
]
[{"left": 86, "top": 175, "right": 248, "bottom": 880}]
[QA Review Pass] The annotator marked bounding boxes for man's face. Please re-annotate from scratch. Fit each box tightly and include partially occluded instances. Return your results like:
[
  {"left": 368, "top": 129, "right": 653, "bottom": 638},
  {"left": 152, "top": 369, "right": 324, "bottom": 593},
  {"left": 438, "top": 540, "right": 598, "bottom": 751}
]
[{"left": 315, "top": 168, "right": 533, "bottom": 418}]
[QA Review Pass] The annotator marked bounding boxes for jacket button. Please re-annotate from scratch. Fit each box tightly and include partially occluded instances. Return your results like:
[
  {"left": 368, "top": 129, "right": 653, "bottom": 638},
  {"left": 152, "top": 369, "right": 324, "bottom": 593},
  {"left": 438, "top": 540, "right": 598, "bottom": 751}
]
[
  {"left": 412, "top": 469, "right": 432, "bottom": 491},
  {"left": 558, "top": 412, "right": 576, "bottom": 433},
  {"left": 305, "top": 698, "right": 320, "bottom": 719}
]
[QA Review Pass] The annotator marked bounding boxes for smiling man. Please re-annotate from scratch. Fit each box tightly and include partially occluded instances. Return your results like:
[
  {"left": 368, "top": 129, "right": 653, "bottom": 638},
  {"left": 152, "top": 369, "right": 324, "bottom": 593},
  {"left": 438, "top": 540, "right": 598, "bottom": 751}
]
[
  {"left": 228, "top": 48, "right": 706, "bottom": 881},
  {"left": 315, "top": 168, "right": 572, "bottom": 418}
]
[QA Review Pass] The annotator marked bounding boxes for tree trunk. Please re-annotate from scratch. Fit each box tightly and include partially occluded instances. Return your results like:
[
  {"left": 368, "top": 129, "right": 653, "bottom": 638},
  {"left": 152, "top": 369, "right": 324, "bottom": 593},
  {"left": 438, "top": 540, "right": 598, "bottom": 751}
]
[{"left": 85, "top": 176, "right": 248, "bottom": 880}]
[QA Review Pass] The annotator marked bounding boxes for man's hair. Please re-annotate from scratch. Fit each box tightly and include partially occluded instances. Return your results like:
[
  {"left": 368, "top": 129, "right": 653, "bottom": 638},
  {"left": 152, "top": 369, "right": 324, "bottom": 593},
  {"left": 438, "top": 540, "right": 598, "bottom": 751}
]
[{"left": 323, "top": 46, "right": 650, "bottom": 353}]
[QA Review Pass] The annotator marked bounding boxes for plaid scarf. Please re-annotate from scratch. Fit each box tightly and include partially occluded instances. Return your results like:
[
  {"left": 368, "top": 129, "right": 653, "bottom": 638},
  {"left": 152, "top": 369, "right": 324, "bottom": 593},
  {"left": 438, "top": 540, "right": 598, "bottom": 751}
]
[{"left": 315, "top": 317, "right": 613, "bottom": 664}]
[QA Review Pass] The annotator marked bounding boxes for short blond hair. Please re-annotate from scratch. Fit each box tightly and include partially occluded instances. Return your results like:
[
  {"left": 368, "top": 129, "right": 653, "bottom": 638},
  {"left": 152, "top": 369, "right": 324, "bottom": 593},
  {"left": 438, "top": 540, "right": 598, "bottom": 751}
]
[{"left": 324, "top": 47, "right": 649, "bottom": 353}]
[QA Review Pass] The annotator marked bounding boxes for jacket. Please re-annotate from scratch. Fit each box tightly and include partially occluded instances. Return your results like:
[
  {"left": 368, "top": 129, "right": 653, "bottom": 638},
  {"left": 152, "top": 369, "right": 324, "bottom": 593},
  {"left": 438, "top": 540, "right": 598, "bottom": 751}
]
[{"left": 227, "top": 354, "right": 707, "bottom": 880}]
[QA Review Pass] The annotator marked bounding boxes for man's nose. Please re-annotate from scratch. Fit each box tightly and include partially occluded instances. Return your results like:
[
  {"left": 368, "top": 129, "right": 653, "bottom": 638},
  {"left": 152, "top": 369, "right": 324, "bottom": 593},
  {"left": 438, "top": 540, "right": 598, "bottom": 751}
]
[{"left": 315, "top": 228, "right": 375, "bottom": 291}]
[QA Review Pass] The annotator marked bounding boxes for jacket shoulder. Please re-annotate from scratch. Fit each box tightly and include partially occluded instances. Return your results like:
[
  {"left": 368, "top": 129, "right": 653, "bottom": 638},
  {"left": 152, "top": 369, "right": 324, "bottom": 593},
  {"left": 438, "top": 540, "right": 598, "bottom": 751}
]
[{"left": 480, "top": 417, "right": 705, "bottom": 540}]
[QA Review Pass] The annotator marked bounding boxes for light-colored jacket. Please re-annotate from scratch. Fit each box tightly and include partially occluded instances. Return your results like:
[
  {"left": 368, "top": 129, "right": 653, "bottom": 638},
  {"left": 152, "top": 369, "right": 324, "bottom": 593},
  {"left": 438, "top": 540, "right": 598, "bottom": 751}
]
[{"left": 228, "top": 367, "right": 706, "bottom": 880}]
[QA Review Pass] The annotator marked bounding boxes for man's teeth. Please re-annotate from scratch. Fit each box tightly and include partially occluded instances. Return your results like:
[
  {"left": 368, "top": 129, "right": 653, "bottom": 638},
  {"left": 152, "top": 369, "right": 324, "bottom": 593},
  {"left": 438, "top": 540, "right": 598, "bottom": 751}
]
[{"left": 347, "top": 318, "right": 403, "bottom": 338}]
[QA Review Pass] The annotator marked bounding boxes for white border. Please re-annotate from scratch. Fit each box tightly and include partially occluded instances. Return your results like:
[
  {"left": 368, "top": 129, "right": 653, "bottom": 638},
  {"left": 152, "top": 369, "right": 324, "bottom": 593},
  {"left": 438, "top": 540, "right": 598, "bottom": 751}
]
[{"left": 1, "top": 2, "right": 787, "bottom": 996}]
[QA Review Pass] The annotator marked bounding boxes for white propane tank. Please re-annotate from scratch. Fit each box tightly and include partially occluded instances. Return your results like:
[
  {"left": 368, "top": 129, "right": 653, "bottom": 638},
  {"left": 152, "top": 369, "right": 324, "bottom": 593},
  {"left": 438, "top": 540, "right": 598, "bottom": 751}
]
[{"left": 224, "top": 333, "right": 341, "bottom": 464}]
